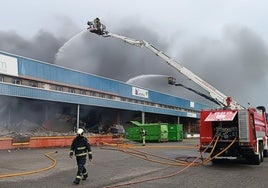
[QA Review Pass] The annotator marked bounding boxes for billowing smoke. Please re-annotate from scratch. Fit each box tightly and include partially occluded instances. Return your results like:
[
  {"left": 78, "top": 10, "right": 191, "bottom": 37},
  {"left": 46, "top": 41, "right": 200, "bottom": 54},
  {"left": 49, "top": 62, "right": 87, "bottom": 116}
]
[
  {"left": 54, "top": 23, "right": 268, "bottom": 107},
  {"left": 0, "top": 17, "right": 79, "bottom": 63},
  {"left": 55, "top": 25, "right": 174, "bottom": 81},
  {"left": 54, "top": 24, "right": 215, "bottom": 105},
  {"left": 181, "top": 25, "right": 268, "bottom": 106},
  {"left": 0, "top": 30, "right": 68, "bottom": 63},
  {"left": 1, "top": 19, "right": 268, "bottom": 110}
]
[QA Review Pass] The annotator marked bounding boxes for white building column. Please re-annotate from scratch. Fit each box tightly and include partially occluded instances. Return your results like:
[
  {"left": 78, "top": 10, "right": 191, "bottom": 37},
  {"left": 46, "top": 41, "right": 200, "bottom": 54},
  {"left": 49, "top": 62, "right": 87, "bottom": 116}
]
[
  {"left": 142, "top": 111, "right": 145, "bottom": 124},
  {"left": 76, "top": 104, "right": 80, "bottom": 130}
]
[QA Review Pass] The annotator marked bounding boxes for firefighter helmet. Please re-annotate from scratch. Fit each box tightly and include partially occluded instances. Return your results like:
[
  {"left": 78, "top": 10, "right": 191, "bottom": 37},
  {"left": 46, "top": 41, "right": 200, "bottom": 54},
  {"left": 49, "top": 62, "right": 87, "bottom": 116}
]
[{"left": 77, "top": 128, "right": 84, "bottom": 135}]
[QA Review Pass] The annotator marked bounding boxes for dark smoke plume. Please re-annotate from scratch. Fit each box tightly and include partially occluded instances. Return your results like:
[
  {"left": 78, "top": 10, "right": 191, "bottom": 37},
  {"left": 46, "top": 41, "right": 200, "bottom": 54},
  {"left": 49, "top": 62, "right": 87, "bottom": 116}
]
[
  {"left": 1, "top": 19, "right": 268, "bottom": 107},
  {"left": 181, "top": 25, "right": 268, "bottom": 106},
  {"left": 0, "top": 30, "right": 67, "bottom": 63},
  {"left": 55, "top": 25, "right": 174, "bottom": 81},
  {"left": 0, "top": 17, "right": 79, "bottom": 63}
]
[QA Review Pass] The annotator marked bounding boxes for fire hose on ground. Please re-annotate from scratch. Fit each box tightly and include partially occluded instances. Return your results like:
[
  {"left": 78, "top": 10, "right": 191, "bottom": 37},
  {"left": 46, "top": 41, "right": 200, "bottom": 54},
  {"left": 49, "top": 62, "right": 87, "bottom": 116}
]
[
  {"left": 0, "top": 151, "right": 58, "bottom": 179},
  {"left": 0, "top": 138, "right": 237, "bottom": 186},
  {"left": 101, "top": 137, "right": 237, "bottom": 188}
]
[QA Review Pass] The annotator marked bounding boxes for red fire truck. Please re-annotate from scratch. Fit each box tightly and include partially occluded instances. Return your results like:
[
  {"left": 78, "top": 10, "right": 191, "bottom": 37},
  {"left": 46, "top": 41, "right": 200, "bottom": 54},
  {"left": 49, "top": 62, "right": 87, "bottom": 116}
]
[
  {"left": 200, "top": 104, "right": 268, "bottom": 165},
  {"left": 90, "top": 21, "right": 268, "bottom": 164}
]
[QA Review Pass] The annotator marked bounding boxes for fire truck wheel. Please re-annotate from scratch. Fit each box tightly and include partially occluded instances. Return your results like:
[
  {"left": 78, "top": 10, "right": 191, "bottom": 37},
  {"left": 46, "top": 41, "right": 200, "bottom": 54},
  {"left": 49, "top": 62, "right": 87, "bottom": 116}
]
[
  {"left": 251, "top": 155, "right": 261, "bottom": 165},
  {"left": 250, "top": 143, "right": 263, "bottom": 165}
]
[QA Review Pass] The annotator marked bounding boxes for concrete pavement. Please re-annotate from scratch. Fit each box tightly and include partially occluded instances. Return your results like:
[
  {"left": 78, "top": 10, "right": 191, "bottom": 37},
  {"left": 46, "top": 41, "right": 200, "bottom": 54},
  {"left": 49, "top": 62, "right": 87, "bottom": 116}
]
[{"left": 1, "top": 138, "right": 267, "bottom": 188}]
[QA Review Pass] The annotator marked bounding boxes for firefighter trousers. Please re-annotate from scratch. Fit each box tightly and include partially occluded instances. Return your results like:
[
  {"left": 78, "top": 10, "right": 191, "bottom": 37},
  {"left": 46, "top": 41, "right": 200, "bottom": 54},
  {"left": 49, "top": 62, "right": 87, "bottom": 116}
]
[
  {"left": 75, "top": 156, "right": 88, "bottom": 181},
  {"left": 142, "top": 136, "right": 146, "bottom": 146}
]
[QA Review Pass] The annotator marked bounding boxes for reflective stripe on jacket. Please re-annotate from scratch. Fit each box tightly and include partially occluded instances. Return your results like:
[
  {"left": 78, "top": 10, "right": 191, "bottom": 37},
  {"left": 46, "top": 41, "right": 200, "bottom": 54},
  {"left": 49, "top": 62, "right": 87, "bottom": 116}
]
[{"left": 70, "top": 135, "right": 92, "bottom": 157}]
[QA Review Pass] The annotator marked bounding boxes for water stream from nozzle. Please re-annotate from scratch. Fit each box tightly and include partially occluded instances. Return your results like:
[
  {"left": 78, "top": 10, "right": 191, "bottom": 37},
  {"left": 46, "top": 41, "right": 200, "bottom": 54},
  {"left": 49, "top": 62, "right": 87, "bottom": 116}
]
[{"left": 54, "top": 30, "right": 87, "bottom": 61}]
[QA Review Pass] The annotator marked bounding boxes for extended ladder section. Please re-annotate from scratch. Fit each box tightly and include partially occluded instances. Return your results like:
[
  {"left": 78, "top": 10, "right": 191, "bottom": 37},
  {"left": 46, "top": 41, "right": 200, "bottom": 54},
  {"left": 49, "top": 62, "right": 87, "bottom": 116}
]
[{"left": 108, "top": 33, "right": 244, "bottom": 109}]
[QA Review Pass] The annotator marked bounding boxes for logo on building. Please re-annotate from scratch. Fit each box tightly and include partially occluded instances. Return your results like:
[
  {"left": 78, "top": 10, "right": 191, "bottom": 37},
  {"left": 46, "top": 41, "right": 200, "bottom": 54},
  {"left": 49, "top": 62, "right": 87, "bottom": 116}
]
[{"left": 132, "top": 87, "right": 149, "bottom": 98}]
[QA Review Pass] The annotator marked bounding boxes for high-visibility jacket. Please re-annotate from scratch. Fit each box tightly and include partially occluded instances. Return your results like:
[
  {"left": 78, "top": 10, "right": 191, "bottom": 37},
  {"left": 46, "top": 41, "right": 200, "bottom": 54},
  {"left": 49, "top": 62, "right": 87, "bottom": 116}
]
[{"left": 70, "top": 135, "right": 92, "bottom": 157}]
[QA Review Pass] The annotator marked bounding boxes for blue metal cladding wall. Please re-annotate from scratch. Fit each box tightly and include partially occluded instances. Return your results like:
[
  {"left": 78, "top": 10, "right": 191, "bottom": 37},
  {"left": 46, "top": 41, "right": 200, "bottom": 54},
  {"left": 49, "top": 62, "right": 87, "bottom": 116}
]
[
  {"left": 1, "top": 51, "right": 213, "bottom": 111},
  {"left": 0, "top": 83, "right": 189, "bottom": 117},
  {"left": 18, "top": 57, "right": 121, "bottom": 94}
]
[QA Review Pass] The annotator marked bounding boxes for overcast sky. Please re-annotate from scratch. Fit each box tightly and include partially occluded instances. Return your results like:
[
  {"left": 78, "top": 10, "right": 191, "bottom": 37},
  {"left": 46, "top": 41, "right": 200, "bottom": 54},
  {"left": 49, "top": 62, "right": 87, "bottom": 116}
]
[{"left": 1, "top": 0, "right": 268, "bottom": 108}]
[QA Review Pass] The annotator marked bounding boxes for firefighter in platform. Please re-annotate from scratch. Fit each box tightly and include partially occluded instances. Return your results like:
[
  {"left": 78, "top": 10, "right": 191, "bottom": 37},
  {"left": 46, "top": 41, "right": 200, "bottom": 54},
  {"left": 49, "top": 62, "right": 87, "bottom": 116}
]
[
  {"left": 93, "top": 18, "right": 101, "bottom": 33},
  {"left": 69, "top": 128, "right": 93, "bottom": 185},
  {"left": 87, "top": 17, "right": 107, "bottom": 35},
  {"left": 141, "top": 128, "right": 146, "bottom": 146}
]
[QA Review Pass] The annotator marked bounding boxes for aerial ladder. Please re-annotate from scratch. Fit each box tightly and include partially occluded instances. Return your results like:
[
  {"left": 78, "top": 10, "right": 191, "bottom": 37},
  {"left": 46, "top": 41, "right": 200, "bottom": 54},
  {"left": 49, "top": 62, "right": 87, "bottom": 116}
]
[
  {"left": 87, "top": 20, "right": 244, "bottom": 109},
  {"left": 87, "top": 19, "right": 268, "bottom": 165}
]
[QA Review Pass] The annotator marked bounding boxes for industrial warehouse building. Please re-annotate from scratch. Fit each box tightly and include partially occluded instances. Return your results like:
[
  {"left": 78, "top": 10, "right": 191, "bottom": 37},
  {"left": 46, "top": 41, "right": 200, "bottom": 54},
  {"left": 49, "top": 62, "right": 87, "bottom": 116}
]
[{"left": 0, "top": 51, "right": 213, "bottom": 137}]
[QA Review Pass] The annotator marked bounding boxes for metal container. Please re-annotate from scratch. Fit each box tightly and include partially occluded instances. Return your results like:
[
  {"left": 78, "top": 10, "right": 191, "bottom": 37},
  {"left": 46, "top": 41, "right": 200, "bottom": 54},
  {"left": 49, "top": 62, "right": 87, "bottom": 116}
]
[
  {"left": 126, "top": 121, "right": 168, "bottom": 142},
  {"left": 168, "top": 124, "right": 183, "bottom": 141}
]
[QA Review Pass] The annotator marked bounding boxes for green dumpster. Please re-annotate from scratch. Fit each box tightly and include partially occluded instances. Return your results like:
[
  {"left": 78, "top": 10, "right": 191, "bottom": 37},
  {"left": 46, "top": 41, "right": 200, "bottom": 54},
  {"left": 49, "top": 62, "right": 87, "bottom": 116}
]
[
  {"left": 125, "top": 125, "right": 141, "bottom": 141},
  {"left": 126, "top": 121, "right": 168, "bottom": 142},
  {"left": 142, "top": 123, "right": 168, "bottom": 142},
  {"left": 159, "top": 123, "right": 168, "bottom": 142},
  {"left": 168, "top": 124, "right": 183, "bottom": 141}
]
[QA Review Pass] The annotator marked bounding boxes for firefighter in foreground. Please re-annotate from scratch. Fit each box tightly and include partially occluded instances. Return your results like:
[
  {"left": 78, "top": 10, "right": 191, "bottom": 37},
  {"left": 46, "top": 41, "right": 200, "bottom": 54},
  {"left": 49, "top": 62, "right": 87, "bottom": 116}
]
[{"left": 69, "top": 128, "right": 93, "bottom": 185}]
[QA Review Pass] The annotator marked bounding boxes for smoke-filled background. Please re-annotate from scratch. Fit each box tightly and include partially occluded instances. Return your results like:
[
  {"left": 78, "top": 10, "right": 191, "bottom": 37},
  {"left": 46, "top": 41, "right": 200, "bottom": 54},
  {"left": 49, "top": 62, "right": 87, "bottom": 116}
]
[{"left": 1, "top": 0, "right": 268, "bottom": 108}]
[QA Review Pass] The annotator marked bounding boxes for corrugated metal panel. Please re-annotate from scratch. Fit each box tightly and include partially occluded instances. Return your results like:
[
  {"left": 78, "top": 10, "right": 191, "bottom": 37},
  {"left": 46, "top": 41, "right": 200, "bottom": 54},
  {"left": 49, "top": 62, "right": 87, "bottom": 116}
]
[
  {"left": 18, "top": 58, "right": 121, "bottom": 94},
  {"left": 0, "top": 51, "right": 213, "bottom": 112},
  {"left": 18, "top": 57, "right": 208, "bottom": 109},
  {"left": 0, "top": 83, "right": 193, "bottom": 117}
]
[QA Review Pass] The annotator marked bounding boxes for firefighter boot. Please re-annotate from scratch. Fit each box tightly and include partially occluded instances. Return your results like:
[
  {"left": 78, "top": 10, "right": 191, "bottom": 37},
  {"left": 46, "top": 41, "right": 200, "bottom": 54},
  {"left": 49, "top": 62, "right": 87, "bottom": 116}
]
[
  {"left": 73, "top": 178, "right": 80, "bottom": 185},
  {"left": 82, "top": 174, "right": 88, "bottom": 180}
]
